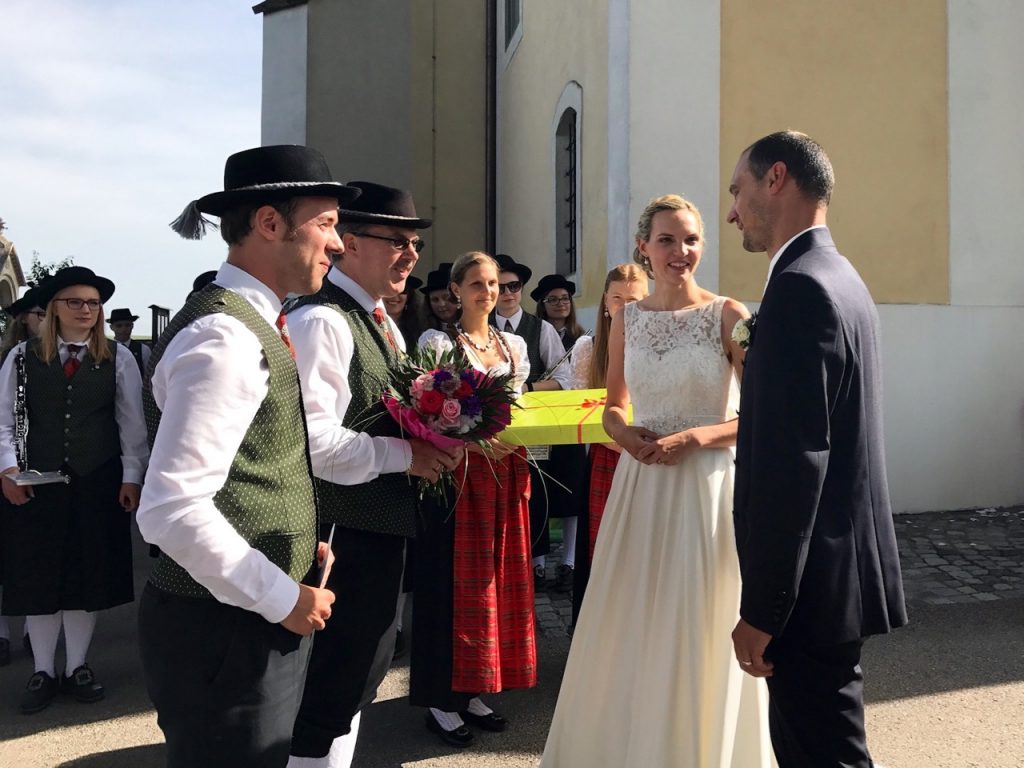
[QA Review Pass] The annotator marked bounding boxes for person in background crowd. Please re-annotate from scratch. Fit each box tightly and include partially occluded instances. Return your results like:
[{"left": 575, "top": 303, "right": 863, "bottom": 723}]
[
  {"left": 107, "top": 308, "right": 151, "bottom": 377},
  {"left": 490, "top": 255, "right": 570, "bottom": 590},
  {"left": 568, "top": 263, "right": 648, "bottom": 621},
  {"left": 0, "top": 266, "right": 148, "bottom": 714},
  {"left": 422, "top": 262, "right": 457, "bottom": 332},
  {"left": 531, "top": 274, "right": 587, "bottom": 593},
  {"left": 0, "top": 283, "right": 48, "bottom": 666},
  {"left": 287, "top": 182, "right": 461, "bottom": 768},
  {"left": 137, "top": 145, "right": 341, "bottom": 768},
  {"left": 385, "top": 274, "right": 428, "bottom": 348},
  {"left": 411, "top": 251, "right": 535, "bottom": 748}
]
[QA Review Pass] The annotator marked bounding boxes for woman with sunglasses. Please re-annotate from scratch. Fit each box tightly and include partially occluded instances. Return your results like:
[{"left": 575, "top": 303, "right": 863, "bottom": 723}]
[
  {"left": 566, "top": 264, "right": 648, "bottom": 620},
  {"left": 411, "top": 251, "right": 535, "bottom": 748},
  {"left": 0, "top": 267, "right": 148, "bottom": 714},
  {"left": 530, "top": 274, "right": 588, "bottom": 593}
]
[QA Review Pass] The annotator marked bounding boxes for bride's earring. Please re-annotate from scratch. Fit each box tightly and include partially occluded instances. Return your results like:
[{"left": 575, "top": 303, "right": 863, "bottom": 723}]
[{"left": 604, "top": 310, "right": 610, "bottom": 318}]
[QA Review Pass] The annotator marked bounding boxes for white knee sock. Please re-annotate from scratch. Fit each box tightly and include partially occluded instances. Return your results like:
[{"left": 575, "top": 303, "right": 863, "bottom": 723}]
[
  {"left": 26, "top": 613, "right": 62, "bottom": 677},
  {"left": 287, "top": 710, "right": 360, "bottom": 768},
  {"left": 532, "top": 555, "right": 546, "bottom": 569},
  {"left": 466, "top": 696, "right": 493, "bottom": 716},
  {"left": 62, "top": 610, "right": 97, "bottom": 676},
  {"left": 429, "top": 708, "right": 465, "bottom": 731},
  {"left": 561, "top": 517, "right": 577, "bottom": 567}
]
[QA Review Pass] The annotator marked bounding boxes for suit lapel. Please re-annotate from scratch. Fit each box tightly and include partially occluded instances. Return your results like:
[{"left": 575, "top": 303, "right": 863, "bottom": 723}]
[{"left": 765, "top": 227, "right": 836, "bottom": 293}]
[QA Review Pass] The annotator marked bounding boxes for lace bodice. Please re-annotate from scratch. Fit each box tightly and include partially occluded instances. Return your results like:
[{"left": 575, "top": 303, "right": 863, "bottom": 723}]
[
  {"left": 417, "top": 328, "right": 530, "bottom": 395},
  {"left": 623, "top": 297, "right": 739, "bottom": 435}
]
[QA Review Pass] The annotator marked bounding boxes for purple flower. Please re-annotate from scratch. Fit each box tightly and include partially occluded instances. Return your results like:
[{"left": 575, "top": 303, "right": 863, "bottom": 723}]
[
  {"left": 432, "top": 370, "right": 453, "bottom": 387},
  {"left": 461, "top": 395, "right": 483, "bottom": 418}
]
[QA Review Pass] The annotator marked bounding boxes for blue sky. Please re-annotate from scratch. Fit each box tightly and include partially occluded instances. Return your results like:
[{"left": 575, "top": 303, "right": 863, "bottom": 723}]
[{"left": 0, "top": 0, "right": 263, "bottom": 334}]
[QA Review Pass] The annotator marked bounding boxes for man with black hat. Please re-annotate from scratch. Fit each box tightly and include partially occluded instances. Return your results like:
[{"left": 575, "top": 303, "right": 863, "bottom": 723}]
[
  {"left": 136, "top": 145, "right": 348, "bottom": 768},
  {"left": 490, "top": 255, "right": 572, "bottom": 588},
  {"left": 285, "top": 181, "right": 463, "bottom": 768},
  {"left": 107, "top": 308, "right": 151, "bottom": 376}
]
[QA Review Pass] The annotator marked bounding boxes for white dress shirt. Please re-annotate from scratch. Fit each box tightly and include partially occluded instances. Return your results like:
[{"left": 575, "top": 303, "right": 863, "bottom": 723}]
[
  {"left": 763, "top": 225, "right": 828, "bottom": 296},
  {"left": 494, "top": 307, "right": 571, "bottom": 389},
  {"left": 0, "top": 336, "right": 149, "bottom": 482},
  {"left": 287, "top": 268, "right": 413, "bottom": 486},
  {"left": 117, "top": 338, "right": 152, "bottom": 369},
  {"left": 136, "top": 262, "right": 301, "bottom": 625}
]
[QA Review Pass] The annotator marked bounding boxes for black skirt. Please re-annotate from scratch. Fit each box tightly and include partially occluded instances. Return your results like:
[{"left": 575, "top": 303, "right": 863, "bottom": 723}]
[
  {"left": 0, "top": 456, "right": 133, "bottom": 615},
  {"left": 528, "top": 443, "right": 587, "bottom": 557}
]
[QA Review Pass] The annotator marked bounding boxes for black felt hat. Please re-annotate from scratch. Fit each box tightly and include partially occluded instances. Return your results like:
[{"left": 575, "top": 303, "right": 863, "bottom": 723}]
[
  {"left": 494, "top": 254, "right": 532, "bottom": 285},
  {"left": 107, "top": 308, "right": 139, "bottom": 323},
  {"left": 420, "top": 263, "right": 454, "bottom": 295},
  {"left": 3, "top": 285, "right": 45, "bottom": 317},
  {"left": 191, "top": 270, "right": 218, "bottom": 295},
  {"left": 403, "top": 275, "right": 424, "bottom": 294},
  {"left": 170, "top": 145, "right": 361, "bottom": 240},
  {"left": 35, "top": 267, "right": 115, "bottom": 308},
  {"left": 337, "top": 182, "right": 432, "bottom": 229},
  {"left": 530, "top": 274, "right": 576, "bottom": 302}
]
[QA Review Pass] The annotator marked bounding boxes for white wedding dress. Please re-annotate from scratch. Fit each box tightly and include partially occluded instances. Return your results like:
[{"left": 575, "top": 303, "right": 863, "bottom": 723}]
[{"left": 541, "top": 298, "right": 774, "bottom": 768}]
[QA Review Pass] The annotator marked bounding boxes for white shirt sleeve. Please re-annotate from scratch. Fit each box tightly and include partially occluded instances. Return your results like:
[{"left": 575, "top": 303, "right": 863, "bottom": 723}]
[
  {"left": 0, "top": 344, "right": 24, "bottom": 471},
  {"left": 539, "top": 319, "right": 570, "bottom": 389},
  {"left": 136, "top": 316, "right": 300, "bottom": 625},
  {"left": 112, "top": 344, "right": 149, "bottom": 484},
  {"left": 503, "top": 333, "right": 531, "bottom": 395},
  {"left": 287, "top": 306, "right": 412, "bottom": 485},
  {"left": 569, "top": 335, "right": 594, "bottom": 390}
]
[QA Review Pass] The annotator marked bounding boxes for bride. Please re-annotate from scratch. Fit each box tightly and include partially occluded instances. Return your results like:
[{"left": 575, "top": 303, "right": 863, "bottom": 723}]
[{"left": 540, "top": 195, "right": 774, "bottom": 767}]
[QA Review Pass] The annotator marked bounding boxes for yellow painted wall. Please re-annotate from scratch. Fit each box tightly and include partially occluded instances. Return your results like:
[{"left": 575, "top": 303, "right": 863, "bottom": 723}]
[
  {"left": 720, "top": 0, "right": 949, "bottom": 304},
  {"left": 497, "top": 4, "right": 609, "bottom": 312}
]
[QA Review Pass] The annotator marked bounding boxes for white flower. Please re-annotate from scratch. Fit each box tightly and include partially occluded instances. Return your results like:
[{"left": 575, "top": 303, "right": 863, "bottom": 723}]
[{"left": 731, "top": 318, "right": 751, "bottom": 349}]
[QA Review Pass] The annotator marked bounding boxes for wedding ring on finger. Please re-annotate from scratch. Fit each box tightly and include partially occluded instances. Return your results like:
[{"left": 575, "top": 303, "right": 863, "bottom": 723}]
[{"left": 740, "top": 660, "right": 753, "bottom": 666}]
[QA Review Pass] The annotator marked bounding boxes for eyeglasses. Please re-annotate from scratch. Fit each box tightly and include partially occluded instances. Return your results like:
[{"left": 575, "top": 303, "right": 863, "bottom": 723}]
[
  {"left": 29, "top": 311, "right": 47, "bottom": 320},
  {"left": 543, "top": 296, "right": 572, "bottom": 305},
  {"left": 352, "top": 232, "right": 425, "bottom": 253},
  {"left": 54, "top": 299, "right": 101, "bottom": 311},
  {"left": 498, "top": 281, "right": 522, "bottom": 294}
]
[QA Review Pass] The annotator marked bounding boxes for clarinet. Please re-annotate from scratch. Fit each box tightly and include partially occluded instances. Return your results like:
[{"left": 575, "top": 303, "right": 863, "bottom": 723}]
[{"left": 14, "top": 351, "right": 27, "bottom": 471}]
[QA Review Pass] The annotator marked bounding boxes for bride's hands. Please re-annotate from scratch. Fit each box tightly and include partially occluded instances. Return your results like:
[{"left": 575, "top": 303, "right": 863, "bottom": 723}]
[
  {"left": 617, "top": 426, "right": 661, "bottom": 463},
  {"left": 650, "top": 430, "right": 699, "bottom": 466}
]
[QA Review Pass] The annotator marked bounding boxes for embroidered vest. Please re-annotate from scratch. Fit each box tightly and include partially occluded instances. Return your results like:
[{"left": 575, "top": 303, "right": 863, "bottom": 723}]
[
  {"left": 144, "top": 285, "right": 318, "bottom": 598},
  {"left": 290, "top": 281, "right": 418, "bottom": 538},
  {"left": 24, "top": 339, "right": 120, "bottom": 475}
]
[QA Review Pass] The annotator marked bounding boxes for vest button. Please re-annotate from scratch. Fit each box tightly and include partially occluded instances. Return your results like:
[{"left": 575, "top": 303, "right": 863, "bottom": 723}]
[
  {"left": 67, "top": 385, "right": 73, "bottom": 391},
  {"left": 65, "top": 413, "right": 71, "bottom": 419}
]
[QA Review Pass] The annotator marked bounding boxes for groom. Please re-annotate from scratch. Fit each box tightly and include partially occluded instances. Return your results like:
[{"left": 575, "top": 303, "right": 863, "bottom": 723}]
[{"left": 727, "top": 131, "right": 907, "bottom": 767}]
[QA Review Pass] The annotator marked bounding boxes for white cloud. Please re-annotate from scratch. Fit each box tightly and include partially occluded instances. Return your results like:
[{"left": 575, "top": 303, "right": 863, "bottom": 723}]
[{"left": 0, "top": 0, "right": 264, "bottom": 332}]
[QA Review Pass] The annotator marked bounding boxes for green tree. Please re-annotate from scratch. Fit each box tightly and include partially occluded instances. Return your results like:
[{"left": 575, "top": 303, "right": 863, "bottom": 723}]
[{"left": 26, "top": 251, "right": 75, "bottom": 288}]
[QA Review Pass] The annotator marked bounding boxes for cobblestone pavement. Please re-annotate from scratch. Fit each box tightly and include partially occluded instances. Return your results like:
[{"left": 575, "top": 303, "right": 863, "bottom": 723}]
[{"left": 535, "top": 506, "right": 1024, "bottom": 635}]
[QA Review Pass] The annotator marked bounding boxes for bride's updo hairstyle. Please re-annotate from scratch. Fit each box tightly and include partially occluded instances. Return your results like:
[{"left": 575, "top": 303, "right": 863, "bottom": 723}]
[
  {"left": 449, "top": 250, "right": 500, "bottom": 288},
  {"left": 632, "top": 194, "right": 705, "bottom": 280}
]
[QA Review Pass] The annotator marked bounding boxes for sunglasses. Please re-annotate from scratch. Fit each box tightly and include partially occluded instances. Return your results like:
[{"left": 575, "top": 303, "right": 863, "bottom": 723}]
[
  {"left": 498, "top": 281, "right": 523, "bottom": 294},
  {"left": 352, "top": 232, "right": 426, "bottom": 253}
]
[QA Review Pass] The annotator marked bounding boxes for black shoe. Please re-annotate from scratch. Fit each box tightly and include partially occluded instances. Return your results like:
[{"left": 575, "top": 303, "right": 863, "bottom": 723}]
[
  {"left": 424, "top": 711, "right": 474, "bottom": 747},
  {"left": 0, "top": 637, "right": 10, "bottom": 667},
  {"left": 61, "top": 664, "right": 105, "bottom": 703},
  {"left": 553, "top": 563, "right": 574, "bottom": 593},
  {"left": 460, "top": 709, "right": 508, "bottom": 732},
  {"left": 392, "top": 629, "right": 408, "bottom": 661},
  {"left": 20, "top": 671, "right": 57, "bottom": 714},
  {"left": 533, "top": 564, "right": 547, "bottom": 592}
]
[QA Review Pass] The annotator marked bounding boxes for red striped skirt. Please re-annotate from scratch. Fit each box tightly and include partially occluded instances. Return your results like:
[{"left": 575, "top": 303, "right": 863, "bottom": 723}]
[
  {"left": 451, "top": 448, "right": 537, "bottom": 693},
  {"left": 588, "top": 444, "right": 621, "bottom": 562}
]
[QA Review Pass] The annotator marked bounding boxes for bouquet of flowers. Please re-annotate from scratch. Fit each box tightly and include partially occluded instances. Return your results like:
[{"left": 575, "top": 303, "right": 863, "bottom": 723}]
[{"left": 382, "top": 343, "right": 518, "bottom": 497}]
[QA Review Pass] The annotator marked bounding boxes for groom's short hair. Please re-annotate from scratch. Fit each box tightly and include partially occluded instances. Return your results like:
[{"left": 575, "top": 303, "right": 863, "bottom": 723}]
[{"left": 746, "top": 131, "right": 834, "bottom": 206}]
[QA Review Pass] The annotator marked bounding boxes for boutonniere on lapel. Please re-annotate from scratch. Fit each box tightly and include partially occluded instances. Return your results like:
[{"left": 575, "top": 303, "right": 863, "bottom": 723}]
[{"left": 730, "top": 312, "right": 758, "bottom": 351}]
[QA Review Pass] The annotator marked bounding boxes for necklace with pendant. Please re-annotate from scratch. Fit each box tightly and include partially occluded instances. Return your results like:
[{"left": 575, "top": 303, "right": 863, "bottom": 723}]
[{"left": 456, "top": 323, "right": 494, "bottom": 353}]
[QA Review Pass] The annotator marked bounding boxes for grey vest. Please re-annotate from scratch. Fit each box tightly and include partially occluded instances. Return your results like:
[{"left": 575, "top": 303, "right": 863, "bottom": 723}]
[
  {"left": 504, "top": 312, "right": 544, "bottom": 384},
  {"left": 24, "top": 339, "right": 120, "bottom": 475},
  {"left": 290, "top": 280, "right": 417, "bottom": 538},
  {"left": 144, "top": 285, "right": 318, "bottom": 597}
]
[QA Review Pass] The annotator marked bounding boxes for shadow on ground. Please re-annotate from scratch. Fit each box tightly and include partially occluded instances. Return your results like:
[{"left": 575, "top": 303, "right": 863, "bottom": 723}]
[{"left": 56, "top": 744, "right": 165, "bottom": 768}]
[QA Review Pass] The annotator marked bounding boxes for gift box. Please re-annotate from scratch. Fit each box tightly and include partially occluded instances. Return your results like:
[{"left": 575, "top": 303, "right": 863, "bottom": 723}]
[{"left": 498, "top": 388, "right": 631, "bottom": 446}]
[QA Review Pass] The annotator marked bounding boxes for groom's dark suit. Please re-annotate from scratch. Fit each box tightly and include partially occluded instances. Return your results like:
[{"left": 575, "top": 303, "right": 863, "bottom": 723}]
[{"left": 734, "top": 227, "right": 907, "bottom": 767}]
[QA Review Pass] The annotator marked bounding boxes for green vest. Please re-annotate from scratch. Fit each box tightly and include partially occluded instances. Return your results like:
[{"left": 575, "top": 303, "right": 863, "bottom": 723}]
[
  {"left": 24, "top": 339, "right": 120, "bottom": 475},
  {"left": 291, "top": 280, "right": 417, "bottom": 538},
  {"left": 144, "top": 285, "right": 318, "bottom": 598}
]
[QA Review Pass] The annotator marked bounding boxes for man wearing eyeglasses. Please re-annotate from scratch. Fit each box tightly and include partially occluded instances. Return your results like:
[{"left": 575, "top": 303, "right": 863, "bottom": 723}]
[{"left": 286, "top": 182, "right": 463, "bottom": 768}]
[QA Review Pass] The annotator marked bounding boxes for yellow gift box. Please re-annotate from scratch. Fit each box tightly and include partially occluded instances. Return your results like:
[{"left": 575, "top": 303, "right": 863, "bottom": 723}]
[{"left": 498, "top": 388, "right": 631, "bottom": 446}]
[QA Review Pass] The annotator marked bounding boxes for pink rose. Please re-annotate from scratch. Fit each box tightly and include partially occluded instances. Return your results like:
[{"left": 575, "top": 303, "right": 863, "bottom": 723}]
[{"left": 439, "top": 397, "right": 462, "bottom": 427}]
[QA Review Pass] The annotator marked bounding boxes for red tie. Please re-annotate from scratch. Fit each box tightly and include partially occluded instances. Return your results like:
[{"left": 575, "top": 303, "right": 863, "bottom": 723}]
[
  {"left": 63, "top": 344, "right": 82, "bottom": 378},
  {"left": 276, "top": 312, "right": 296, "bottom": 361},
  {"left": 372, "top": 307, "right": 398, "bottom": 353}
]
